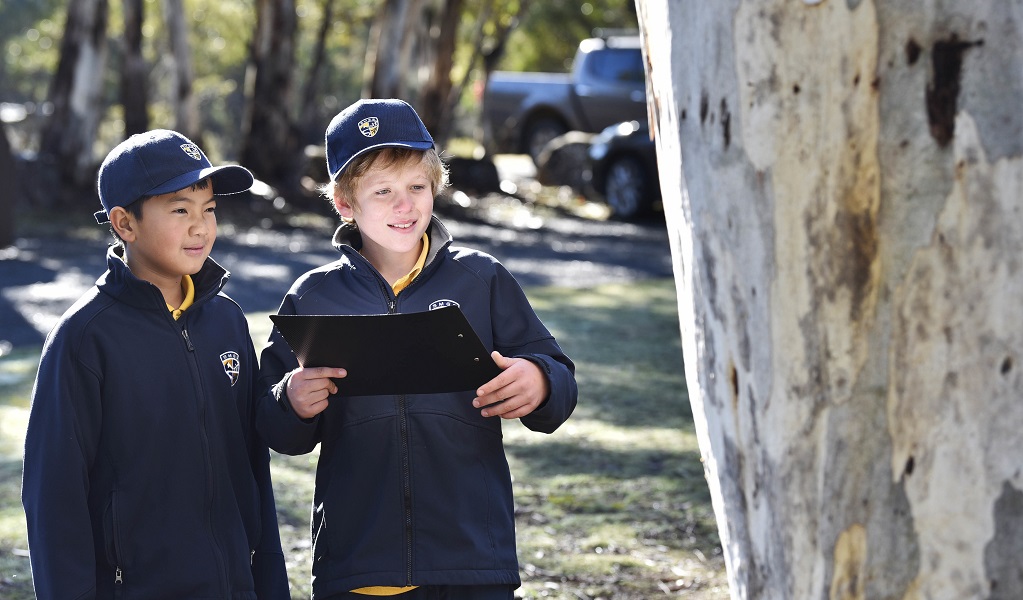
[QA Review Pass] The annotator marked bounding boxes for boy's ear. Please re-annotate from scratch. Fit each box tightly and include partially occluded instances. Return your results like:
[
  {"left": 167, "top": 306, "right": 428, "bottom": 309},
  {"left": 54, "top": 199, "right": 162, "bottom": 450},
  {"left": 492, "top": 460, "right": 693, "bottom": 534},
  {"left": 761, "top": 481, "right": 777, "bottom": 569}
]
[
  {"left": 109, "top": 207, "right": 137, "bottom": 242},
  {"left": 333, "top": 194, "right": 355, "bottom": 219}
]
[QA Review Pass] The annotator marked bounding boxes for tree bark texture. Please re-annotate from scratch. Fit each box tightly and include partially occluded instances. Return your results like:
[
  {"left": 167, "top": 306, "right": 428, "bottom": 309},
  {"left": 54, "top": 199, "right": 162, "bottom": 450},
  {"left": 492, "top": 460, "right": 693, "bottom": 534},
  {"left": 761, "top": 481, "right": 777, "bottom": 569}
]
[
  {"left": 636, "top": 1, "right": 1023, "bottom": 598},
  {"left": 40, "top": 0, "right": 108, "bottom": 197},
  {"left": 0, "top": 122, "right": 17, "bottom": 247},
  {"left": 120, "top": 0, "right": 148, "bottom": 137},
  {"left": 363, "top": 0, "right": 423, "bottom": 100},
  {"left": 163, "top": 0, "right": 199, "bottom": 143},
  {"left": 416, "top": 0, "right": 462, "bottom": 145},
  {"left": 242, "top": 0, "right": 300, "bottom": 187}
]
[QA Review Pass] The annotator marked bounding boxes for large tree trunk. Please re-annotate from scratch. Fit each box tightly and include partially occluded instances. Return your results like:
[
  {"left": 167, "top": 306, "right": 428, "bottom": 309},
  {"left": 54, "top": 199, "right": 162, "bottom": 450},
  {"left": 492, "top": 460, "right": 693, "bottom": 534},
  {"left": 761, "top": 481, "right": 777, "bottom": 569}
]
[
  {"left": 637, "top": 2, "right": 1023, "bottom": 598},
  {"left": 0, "top": 121, "right": 16, "bottom": 247},
  {"left": 120, "top": 0, "right": 148, "bottom": 137},
  {"left": 416, "top": 0, "right": 462, "bottom": 145},
  {"left": 164, "top": 0, "right": 199, "bottom": 143},
  {"left": 363, "top": 0, "right": 423, "bottom": 99},
  {"left": 39, "top": 0, "right": 108, "bottom": 203},
  {"left": 242, "top": 0, "right": 300, "bottom": 189},
  {"left": 297, "top": 0, "right": 335, "bottom": 143}
]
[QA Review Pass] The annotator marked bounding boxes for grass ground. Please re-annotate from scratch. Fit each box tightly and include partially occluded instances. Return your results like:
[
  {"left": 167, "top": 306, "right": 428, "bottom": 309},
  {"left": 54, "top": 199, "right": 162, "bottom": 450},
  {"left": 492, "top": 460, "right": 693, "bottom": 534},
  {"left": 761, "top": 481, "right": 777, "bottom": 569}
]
[{"left": 0, "top": 279, "right": 729, "bottom": 599}]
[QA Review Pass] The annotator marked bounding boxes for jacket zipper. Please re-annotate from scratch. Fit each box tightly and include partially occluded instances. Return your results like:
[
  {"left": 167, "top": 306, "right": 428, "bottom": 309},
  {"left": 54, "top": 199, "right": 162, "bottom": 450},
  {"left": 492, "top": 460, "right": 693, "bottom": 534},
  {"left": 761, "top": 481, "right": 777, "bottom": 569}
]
[
  {"left": 381, "top": 289, "right": 413, "bottom": 585},
  {"left": 399, "top": 392, "right": 413, "bottom": 586},
  {"left": 182, "top": 324, "right": 230, "bottom": 597}
]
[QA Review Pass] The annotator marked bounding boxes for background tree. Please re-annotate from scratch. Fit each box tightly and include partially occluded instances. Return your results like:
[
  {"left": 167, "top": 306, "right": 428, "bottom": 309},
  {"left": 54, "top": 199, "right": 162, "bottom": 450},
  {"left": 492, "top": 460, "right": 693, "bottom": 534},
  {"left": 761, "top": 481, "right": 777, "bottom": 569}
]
[
  {"left": 415, "top": 0, "right": 462, "bottom": 142},
  {"left": 0, "top": 121, "right": 16, "bottom": 248},
  {"left": 637, "top": 1, "right": 1023, "bottom": 598},
  {"left": 363, "top": 0, "right": 421, "bottom": 99},
  {"left": 1, "top": 1, "right": 640, "bottom": 205},
  {"left": 120, "top": 0, "right": 148, "bottom": 136},
  {"left": 38, "top": 0, "right": 108, "bottom": 203},
  {"left": 163, "top": 0, "right": 200, "bottom": 142},
  {"left": 241, "top": 0, "right": 302, "bottom": 192}
]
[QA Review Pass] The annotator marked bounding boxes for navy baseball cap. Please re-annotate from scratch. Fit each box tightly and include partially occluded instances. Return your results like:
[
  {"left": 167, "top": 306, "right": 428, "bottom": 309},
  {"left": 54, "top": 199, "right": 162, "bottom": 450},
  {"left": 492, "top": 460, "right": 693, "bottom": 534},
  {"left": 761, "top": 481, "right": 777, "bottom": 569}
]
[
  {"left": 95, "top": 129, "right": 254, "bottom": 224},
  {"left": 325, "top": 99, "right": 435, "bottom": 181}
]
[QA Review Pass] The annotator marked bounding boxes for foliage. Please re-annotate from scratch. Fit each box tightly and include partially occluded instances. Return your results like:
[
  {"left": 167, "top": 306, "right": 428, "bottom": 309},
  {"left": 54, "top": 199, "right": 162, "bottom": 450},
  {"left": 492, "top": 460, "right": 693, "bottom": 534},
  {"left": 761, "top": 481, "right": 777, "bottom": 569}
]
[
  {"left": 497, "top": 0, "right": 638, "bottom": 72},
  {"left": 0, "top": 1, "right": 63, "bottom": 105},
  {"left": 0, "top": 1, "right": 638, "bottom": 160}
]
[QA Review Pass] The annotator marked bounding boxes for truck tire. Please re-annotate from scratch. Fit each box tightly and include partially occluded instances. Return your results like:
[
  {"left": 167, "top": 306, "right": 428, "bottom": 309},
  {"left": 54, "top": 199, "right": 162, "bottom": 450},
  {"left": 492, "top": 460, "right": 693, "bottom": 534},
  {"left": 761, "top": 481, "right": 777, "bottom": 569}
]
[
  {"left": 524, "top": 117, "right": 567, "bottom": 165},
  {"left": 602, "top": 154, "right": 651, "bottom": 220}
]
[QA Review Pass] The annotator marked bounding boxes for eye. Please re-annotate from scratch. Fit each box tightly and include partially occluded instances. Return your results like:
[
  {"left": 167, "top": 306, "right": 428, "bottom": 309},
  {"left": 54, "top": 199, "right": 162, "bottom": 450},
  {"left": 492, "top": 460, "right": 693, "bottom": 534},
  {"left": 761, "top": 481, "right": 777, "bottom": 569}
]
[
  {"left": 411, "top": 184, "right": 427, "bottom": 192},
  {"left": 205, "top": 205, "right": 217, "bottom": 213},
  {"left": 374, "top": 188, "right": 391, "bottom": 197}
]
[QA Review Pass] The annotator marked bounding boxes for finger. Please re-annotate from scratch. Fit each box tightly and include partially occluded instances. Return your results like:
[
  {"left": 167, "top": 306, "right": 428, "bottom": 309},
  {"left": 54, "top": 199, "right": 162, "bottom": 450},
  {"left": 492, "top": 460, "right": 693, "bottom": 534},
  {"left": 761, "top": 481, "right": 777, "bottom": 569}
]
[
  {"left": 480, "top": 395, "right": 533, "bottom": 418},
  {"left": 303, "top": 367, "right": 346, "bottom": 380},
  {"left": 473, "top": 381, "right": 515, "bottom": 408},
  {"left": 476, "top": 358, "right": 516, "bottom": 397}
]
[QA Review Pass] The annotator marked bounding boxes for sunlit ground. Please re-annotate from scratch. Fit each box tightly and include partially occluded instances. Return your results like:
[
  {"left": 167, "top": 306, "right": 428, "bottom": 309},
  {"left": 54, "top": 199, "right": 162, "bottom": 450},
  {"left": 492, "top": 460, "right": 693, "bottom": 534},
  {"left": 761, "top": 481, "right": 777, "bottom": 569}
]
[{"left": 0, "top": 280, "right": 728, "bottom": 599}]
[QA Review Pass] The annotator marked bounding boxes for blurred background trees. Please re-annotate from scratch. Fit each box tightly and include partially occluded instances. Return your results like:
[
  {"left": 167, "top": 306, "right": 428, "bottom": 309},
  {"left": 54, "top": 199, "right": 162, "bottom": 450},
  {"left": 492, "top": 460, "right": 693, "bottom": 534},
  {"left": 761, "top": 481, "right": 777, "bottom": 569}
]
[{"left": 0, "top": 0, "right": 638, "bottom": 212}]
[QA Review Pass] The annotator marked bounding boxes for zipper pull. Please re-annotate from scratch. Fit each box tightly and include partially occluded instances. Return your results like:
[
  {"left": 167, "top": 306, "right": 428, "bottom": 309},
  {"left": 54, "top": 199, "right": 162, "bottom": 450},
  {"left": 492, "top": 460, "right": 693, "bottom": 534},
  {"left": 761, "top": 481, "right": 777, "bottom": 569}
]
[
  {"left": 388, "top": 299, "right": 397, "bottom": 314},
  {"left": 251, "top": 549, "right": 256, "bottom": 565},
  {"left": 115, "top": 566, "right": 123, "bottom": 584},
  {"left": 182, "top": 329, "right": 195, "bottom": 352}
]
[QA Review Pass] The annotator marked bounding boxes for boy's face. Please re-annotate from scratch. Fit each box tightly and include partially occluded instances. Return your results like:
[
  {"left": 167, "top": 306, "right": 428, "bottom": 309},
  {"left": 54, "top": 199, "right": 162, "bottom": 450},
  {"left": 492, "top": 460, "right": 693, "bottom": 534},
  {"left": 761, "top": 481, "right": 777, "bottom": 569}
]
[
  {"left": 113, "top": 184, "right": 218, "bottom": 288},
  {"left": 335, "top": 155, "right": 434, "bottom": 266}
]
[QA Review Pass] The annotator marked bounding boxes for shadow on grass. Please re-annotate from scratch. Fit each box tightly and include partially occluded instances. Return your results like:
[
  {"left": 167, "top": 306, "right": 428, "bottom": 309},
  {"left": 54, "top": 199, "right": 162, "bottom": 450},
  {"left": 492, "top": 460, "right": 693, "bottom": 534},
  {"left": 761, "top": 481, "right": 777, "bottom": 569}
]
[
  {"left": 506, "top": 440, "right": 704, "bottom": 484},
  {"left": 0, "top": 456, "right": 34, "bottom": 599},
  {"left": 529, "top": 279, "right": 692, "bottom": 431}
]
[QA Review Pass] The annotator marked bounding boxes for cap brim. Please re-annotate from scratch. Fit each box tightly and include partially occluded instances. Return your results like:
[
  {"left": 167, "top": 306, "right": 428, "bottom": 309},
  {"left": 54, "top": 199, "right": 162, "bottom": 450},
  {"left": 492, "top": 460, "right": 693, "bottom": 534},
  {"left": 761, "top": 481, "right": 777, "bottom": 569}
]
[
  {"left": 94, "top": 164, "right": 254, "bottom": 224},
  {"left": 148, "top": 164, "right": 254, "bottom": 197},
  {"left": 330, "top": 140, "right": 435, "bottom": 181}
]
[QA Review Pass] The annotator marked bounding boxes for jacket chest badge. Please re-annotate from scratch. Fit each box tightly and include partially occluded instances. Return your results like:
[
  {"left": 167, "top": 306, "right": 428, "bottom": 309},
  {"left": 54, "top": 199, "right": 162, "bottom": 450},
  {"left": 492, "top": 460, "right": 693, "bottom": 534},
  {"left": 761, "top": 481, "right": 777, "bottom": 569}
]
[
  {"left": 428, "top": 299, "right": 460, "bottom": 310},
  {"left": 220, "top": 351, "right": 241, "bottom": 386}
]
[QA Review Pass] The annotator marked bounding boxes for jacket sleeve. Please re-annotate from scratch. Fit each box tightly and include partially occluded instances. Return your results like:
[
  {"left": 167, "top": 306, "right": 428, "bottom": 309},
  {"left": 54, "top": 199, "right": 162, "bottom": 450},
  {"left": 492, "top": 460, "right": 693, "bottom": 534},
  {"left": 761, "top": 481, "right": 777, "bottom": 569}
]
[
  {"left": 489, "top": 263, "right": 578, "bottom": 434},
  {"left": 244, "top": 340, "right": 291, "bottom": 599},
  {"left": 22, "top": 327, "right": 102, "bottom": 600},
  {"left": 255, "top": 294, "right": 323, "bottom": 456}
]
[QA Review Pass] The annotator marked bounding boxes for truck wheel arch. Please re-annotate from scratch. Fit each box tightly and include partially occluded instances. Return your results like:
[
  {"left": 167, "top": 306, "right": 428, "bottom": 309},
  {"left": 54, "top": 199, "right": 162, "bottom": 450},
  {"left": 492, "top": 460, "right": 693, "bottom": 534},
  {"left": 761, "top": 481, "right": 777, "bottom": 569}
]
[{"left": 521, "top": 113, "right": 569, "bottom": 165}]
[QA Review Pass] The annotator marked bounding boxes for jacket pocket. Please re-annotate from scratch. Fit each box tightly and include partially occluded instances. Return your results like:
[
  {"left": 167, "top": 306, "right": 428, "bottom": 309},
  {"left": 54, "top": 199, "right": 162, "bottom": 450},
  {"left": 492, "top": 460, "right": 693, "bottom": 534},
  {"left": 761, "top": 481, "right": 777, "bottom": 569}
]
[{"left": 102, "top": 490, "right": 125, "bottom": 567}]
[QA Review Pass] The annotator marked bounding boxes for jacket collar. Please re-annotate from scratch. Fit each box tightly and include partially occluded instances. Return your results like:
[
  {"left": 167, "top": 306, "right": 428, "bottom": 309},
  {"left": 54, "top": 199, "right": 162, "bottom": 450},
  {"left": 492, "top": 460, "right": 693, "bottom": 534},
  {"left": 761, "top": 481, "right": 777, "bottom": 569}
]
[{"left": 96, "top": 245, "right": 229, "bottom": 311}]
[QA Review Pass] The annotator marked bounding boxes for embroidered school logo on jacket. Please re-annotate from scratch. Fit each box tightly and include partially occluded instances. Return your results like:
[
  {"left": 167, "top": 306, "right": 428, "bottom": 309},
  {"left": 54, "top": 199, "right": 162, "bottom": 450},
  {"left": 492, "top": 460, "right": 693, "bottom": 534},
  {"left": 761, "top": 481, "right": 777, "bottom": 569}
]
[
  {"left": 220, "top": 351, "right": 240, "bottom": 386},
  {"left": 358, "top": 117, "right": 379, "bottom": 138},
  {"left": 428, "top": 299, "right": 460, "bottom": 311},
  {"left": 180, "top": 143, "right": 203, "bottom": 161}
]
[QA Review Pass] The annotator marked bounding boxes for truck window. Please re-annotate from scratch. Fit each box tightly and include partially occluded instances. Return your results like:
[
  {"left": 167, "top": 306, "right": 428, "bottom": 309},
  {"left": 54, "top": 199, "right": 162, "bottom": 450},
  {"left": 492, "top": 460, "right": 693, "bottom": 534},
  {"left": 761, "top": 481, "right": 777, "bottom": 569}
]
[{"left": 584, "top": 49, "right": 644, "bottom": 84}]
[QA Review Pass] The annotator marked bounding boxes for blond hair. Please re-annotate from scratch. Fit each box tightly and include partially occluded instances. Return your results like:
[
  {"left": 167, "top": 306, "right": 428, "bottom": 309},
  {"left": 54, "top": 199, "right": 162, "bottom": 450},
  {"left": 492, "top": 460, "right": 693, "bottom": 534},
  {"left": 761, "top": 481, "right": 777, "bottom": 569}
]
[{"left": 322, "top": 148, "right": 448, "bottom": 219}]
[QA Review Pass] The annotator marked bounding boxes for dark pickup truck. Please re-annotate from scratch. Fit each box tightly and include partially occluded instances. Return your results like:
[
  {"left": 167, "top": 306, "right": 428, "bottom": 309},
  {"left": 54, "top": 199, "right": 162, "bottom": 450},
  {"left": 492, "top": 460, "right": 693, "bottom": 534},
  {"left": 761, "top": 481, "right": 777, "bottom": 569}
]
[{"left": 481, "top": 34, "right": 648, "bottom": 163}]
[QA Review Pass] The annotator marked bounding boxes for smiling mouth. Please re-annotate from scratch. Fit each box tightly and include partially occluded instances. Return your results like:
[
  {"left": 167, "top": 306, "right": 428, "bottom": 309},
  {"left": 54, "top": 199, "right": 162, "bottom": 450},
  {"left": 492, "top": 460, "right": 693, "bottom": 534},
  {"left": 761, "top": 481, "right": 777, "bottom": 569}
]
[{"left": 390, "top": 222, "right": 415, "bottom": 230}]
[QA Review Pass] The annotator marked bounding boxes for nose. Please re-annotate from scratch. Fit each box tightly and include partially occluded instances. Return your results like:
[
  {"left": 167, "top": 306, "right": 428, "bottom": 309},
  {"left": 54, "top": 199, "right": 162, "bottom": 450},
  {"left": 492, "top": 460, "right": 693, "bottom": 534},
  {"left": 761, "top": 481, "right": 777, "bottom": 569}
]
[
  {"left": 191, "top": 210, "right": 214, "bottom": 235},
  {"left": 392, "top": 191, "right": 413, "bottom": 213}
]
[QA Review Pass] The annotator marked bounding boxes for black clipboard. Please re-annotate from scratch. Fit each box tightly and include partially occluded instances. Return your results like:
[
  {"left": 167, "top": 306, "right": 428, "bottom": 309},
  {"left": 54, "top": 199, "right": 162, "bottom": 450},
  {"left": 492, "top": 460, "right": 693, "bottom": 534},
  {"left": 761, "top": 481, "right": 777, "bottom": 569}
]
[{"left": 269, "top": 306, "right": 502, "bottom": 396}]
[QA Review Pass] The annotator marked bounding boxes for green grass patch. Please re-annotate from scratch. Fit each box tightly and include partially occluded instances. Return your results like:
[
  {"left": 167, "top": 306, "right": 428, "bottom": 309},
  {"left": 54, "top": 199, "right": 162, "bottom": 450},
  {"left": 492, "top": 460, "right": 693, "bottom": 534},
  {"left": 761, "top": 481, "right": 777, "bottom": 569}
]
[{"left": 0, "top": 279, "right": 728, "bottom": 598}]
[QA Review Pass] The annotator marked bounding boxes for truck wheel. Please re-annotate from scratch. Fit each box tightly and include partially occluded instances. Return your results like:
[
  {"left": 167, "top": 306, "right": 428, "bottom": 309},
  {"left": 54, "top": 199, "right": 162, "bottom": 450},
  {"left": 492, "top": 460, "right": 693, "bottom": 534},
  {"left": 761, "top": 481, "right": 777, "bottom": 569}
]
[
  {"left": 603, "top": 154, "right": 651, "bottom": 220},
  {"left": 524, "top": 117, "right": 567, "bottom": 165}
]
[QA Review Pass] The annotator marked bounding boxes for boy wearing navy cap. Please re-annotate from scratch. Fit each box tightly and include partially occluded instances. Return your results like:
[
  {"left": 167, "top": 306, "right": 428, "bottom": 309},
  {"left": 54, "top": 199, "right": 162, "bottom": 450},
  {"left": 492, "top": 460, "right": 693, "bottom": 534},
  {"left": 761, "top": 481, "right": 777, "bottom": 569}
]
[
  {"left": 22, "top": 129, "right": 289, "bottom": 599},
  {"left": 256, "top": 99, "right": 578, "bottom": 599}
]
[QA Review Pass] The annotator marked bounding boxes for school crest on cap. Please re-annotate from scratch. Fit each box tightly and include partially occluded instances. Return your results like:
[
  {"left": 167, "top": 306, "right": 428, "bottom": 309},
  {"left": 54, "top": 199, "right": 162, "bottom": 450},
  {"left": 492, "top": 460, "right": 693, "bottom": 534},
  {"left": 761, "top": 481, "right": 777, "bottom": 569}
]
[
  {"left": 220, "top": 351, "right": 240, "bottom": 386},
  {"left": 358, "top": 117, "right": 380, "bottom": 138},
  {"left": 180, "top": 143, "right": 203, "bottom": 161}
]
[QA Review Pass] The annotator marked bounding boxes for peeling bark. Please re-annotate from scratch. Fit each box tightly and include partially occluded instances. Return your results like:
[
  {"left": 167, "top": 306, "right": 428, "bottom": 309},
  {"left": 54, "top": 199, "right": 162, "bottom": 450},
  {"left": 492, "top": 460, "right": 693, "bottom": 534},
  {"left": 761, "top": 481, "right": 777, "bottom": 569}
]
[{"left": 637, "top": 1, "right": 1023, "bottom": 598}]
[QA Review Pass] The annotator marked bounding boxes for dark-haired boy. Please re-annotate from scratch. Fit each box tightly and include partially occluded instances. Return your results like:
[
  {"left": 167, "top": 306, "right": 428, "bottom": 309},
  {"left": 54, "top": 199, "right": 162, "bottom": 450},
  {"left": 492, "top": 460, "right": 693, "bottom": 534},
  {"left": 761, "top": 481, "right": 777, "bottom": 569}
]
[{"left": 22, "top": 129, "right": 289, "bottom": 599}]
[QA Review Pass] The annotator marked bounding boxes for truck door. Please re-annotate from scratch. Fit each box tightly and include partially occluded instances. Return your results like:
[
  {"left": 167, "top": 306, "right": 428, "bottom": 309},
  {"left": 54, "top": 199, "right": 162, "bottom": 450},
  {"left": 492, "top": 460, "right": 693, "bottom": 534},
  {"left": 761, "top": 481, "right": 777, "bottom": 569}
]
[{"left": 573, "top": 46, "right": 648, "bottom": 131}]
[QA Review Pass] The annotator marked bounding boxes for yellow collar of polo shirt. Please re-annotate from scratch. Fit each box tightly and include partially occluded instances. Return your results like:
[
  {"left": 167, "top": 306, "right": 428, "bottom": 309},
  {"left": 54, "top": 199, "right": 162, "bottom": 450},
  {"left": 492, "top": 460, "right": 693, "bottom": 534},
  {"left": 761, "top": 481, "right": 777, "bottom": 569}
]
[
  {"left": 390, "top": 233, "right": 429, "bottom": 295},
  {"left": 167, "top": 274, "right": 195, "bottom": 320}
]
